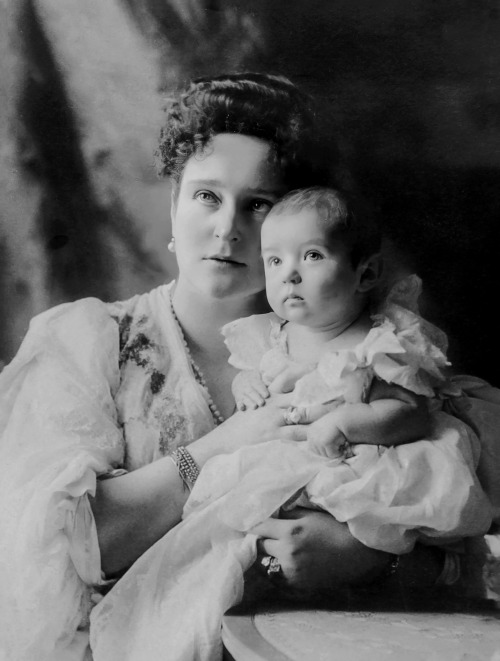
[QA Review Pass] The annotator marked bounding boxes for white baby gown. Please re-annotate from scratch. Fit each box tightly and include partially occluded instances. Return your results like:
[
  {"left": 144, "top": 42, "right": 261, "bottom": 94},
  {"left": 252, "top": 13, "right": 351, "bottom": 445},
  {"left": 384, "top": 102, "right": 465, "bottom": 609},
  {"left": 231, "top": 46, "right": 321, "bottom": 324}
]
[{"left": 89, "top": 276, "right": 493, "bottom": 661}]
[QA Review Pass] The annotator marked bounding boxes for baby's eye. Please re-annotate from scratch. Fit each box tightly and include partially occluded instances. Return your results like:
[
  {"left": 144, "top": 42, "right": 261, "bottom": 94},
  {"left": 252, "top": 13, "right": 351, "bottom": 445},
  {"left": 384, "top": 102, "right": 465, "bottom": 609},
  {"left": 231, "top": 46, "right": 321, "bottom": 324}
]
[
  {"left": 267, "top": 256, "right": 281, "bottom": 267},
  {"left": 305, "top": 250, "right": 323, "bottom": 261},
  {"left": 195, "top": 191, "right": 218, "bottom": 205}
]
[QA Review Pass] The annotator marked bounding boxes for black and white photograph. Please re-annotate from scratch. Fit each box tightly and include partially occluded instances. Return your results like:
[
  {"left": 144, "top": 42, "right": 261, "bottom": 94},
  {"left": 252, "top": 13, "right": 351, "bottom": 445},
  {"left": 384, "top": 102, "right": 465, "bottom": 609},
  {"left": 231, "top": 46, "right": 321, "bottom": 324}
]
[{"left": 0, "top": 1, "right": 499, "bottom": 659}]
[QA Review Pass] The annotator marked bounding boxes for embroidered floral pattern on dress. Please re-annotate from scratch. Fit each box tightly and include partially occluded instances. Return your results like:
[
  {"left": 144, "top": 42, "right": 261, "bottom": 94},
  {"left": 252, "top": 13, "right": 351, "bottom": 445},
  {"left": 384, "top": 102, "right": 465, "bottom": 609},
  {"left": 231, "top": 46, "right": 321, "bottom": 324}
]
[{"left": 156, "top": 399, "right": 190, "bottom": 456}]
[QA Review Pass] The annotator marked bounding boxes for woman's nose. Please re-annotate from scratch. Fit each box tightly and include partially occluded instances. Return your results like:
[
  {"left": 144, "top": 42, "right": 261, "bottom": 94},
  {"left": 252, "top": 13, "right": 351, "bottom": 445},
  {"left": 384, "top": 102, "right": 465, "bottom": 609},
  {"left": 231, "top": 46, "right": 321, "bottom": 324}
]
[{"left": 214, "top": 205, "right": 241, "bottom": 242}]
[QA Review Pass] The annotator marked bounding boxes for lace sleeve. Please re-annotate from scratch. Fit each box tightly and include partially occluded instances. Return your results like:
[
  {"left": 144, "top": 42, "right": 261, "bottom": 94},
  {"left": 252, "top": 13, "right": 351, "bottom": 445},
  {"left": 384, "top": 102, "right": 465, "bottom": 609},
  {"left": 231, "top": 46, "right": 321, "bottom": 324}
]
[
  {"left": 221, "top": 313, "right": 279, "bottom": 370},
  {"left": 0, "top": 298, "right": 125, "bottom": 660},
  {"left": 370, "top": 275, "right": 451, "bottom": 397}
]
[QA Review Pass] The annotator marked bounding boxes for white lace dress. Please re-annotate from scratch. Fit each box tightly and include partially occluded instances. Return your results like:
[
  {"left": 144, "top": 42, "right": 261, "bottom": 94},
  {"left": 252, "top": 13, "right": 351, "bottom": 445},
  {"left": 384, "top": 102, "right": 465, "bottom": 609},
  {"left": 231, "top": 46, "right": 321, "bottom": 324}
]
[{"left": 87, "top": 278, "right": 499, "bottom": 661}]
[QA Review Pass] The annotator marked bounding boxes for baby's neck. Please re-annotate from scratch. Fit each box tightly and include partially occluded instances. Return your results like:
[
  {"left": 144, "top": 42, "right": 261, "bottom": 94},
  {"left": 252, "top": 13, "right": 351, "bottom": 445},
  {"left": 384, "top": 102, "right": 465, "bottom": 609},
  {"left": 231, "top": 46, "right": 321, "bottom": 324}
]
[{"left": 286, "top": 311, "right": 372, "bottom": 364}]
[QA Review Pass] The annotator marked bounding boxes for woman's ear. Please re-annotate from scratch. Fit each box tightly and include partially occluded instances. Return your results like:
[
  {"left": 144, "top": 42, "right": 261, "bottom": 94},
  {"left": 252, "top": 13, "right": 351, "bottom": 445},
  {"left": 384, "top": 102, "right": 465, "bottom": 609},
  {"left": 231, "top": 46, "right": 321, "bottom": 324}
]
[{"left": 357, "top": 253, "right": 383, "bottom": 293}]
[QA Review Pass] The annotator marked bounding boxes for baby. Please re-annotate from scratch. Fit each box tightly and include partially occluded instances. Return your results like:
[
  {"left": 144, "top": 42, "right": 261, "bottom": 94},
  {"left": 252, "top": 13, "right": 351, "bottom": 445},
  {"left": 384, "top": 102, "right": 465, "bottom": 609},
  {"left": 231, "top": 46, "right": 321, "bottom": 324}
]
[
  {"left": 229, "top": 186, "right": 432, "bottom": 460},
  {"left": 220, "top": 186, "right": 491, "bottom": 555}
]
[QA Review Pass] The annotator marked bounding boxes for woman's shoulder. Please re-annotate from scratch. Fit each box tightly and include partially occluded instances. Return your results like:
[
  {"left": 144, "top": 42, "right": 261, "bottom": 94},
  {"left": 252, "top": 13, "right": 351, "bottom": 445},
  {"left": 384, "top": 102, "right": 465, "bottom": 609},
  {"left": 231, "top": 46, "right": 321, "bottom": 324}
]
[{"left": 7, "top": 285, "right": 172, "bottom": 376}]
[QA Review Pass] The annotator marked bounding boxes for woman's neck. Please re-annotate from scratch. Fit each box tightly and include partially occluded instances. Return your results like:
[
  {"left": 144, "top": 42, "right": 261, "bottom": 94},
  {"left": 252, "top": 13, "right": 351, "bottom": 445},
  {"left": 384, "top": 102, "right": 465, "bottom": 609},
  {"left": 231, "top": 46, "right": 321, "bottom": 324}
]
[{"left": 171, "top": 281, "right": 268, "bottom": 356}]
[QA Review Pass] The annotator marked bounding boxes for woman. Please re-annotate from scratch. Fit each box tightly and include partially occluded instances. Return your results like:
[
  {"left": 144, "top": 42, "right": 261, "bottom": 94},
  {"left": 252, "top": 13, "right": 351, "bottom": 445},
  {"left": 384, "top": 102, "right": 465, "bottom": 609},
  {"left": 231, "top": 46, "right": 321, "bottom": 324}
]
[{"left": 0, "top": 73, "right": 494, "bottom": 661}]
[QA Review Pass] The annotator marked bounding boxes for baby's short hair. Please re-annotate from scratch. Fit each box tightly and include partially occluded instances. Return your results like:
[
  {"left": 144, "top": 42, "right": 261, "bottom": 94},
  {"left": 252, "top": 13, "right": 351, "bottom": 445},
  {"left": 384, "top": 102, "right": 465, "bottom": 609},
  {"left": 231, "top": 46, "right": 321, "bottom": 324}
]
[{"left": 267, "top": 186, "right": 381, "bottom": 266}]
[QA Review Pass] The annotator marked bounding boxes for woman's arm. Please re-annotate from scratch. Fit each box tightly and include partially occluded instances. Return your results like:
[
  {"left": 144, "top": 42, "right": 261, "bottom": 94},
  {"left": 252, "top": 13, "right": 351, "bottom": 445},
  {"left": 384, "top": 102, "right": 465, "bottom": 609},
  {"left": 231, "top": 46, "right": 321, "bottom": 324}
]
[{"left": 92, "top": 405, "right": 306, "bottom": 575}]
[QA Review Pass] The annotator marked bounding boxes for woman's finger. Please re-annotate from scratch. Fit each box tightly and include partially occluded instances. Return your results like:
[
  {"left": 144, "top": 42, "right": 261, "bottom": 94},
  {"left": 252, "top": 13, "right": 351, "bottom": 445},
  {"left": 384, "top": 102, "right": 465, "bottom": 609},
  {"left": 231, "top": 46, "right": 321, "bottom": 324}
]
[
  {"left": 278, "top": 506, "right": 309, "bottom": 520},
  {"left": 257, "top": 537, "right": 282, "bottom": 559},
  {"left": 251, "top": 517, "right": 291, "bottom": 539},
  {"left": 299, "top": 403, "right": 334, "bottom": 423}
]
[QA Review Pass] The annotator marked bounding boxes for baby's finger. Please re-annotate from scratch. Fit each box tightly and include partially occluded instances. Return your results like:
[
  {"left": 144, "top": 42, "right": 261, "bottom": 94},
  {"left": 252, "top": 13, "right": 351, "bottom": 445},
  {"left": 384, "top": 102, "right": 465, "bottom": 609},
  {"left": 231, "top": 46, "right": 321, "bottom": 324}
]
[
  {"left": 242, "top": 396, "right": 259, "bottom": 410},
  {"left": 247, "top": 391, "right": 266, "bottom": 407},
  {"left": 253, "top": 382, "right": 270, "bottom": 399}
]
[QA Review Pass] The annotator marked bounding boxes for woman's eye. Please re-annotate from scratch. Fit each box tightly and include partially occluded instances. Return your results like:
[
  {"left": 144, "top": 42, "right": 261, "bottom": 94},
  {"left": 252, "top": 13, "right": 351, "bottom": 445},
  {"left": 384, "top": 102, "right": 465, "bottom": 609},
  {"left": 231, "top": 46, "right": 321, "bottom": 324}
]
[
  {"left": 250, "top": 199, "right": 273, "bottom": 214},
  {"left": 305, "top": 251, "right": 323, "bottom": 262},
  {"left": 195, "top": 191, "right": 218, "bottom": 204}
]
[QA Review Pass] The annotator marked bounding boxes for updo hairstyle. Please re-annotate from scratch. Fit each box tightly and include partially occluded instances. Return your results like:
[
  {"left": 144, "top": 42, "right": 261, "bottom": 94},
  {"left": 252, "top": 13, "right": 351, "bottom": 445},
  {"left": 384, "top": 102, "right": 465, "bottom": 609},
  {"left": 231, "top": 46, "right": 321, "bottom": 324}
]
[{"left": 156, "top": 72, "right": 329, "bottom": 190}]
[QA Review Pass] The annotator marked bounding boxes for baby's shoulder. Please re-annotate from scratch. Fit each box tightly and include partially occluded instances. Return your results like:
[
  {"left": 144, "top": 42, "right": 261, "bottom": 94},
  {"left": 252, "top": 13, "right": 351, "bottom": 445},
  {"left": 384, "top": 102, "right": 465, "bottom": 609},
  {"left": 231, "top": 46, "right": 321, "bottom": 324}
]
[{"left": 222, "top": 312, "right": 283, "bottom": 370}]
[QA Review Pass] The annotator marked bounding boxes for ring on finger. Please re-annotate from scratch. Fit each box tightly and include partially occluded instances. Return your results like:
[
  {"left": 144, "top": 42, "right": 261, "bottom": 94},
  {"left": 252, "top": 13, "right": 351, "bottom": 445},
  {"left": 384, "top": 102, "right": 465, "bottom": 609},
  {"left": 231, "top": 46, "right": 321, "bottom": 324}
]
[
  {"left": 283, "top": 406, "right": 302, "bottom": 425},
  {"left": 261, "top": 554, "right": 282, "bottom": 577}
]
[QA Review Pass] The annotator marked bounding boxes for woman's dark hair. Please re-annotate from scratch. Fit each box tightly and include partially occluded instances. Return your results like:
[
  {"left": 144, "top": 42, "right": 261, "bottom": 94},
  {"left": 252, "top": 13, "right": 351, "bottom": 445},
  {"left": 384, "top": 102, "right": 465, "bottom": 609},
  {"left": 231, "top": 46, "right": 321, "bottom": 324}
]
[
  {"left": 156, "top": 72, "right": 329, "bottom": 189},
  {"left": 268, "top": 186, "right": 382, "bottom": 267}
]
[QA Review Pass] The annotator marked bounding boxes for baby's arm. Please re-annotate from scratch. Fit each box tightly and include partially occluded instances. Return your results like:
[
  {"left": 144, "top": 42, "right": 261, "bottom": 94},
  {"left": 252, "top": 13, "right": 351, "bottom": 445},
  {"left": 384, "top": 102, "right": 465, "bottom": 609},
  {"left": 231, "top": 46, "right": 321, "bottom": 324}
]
[{"left": 307, "top": 380, "right": 432, "bottom": 457}]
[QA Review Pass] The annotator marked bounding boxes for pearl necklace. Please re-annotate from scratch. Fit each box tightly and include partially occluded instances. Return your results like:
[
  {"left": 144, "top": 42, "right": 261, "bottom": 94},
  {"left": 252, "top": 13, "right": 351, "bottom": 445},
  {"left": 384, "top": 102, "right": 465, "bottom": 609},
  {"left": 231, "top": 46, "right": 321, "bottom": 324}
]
[{"left": 169, "top": 297, "right": 225, "bottom": 426}]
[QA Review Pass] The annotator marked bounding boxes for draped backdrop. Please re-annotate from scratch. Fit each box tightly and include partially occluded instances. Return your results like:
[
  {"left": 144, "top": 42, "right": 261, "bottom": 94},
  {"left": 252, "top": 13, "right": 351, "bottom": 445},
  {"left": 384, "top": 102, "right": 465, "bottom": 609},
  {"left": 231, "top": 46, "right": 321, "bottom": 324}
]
[{"left": 1, "top": 0, "right": 499, "bottom": 382}]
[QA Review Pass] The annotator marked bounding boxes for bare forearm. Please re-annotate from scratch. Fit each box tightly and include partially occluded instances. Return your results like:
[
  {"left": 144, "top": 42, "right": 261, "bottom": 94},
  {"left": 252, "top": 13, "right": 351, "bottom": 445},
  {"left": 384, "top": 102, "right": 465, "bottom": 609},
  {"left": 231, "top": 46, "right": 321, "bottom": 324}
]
[
  {"left": 91, "top": 457, "right": 187, "bottom": 575},
  {"left": 91, "top": 408, "right": 285, "bottom": 575},
  {"left": 91, "top": 422, "right": 239, "bottom": 575}
]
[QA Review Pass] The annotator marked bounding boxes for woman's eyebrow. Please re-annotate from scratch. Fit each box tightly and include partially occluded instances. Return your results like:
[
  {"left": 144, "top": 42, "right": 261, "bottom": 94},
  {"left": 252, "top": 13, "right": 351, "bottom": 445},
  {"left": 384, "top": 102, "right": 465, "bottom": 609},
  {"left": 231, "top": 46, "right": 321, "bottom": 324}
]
[
  {"left": 185, "top": 179, "right": 280, "bottom": 197},
  {"left": 247, "top": 187, "right": 281, "bottom": 198},
  {"left": 184, "top": 178, "right": 222, "bottom": 187}
]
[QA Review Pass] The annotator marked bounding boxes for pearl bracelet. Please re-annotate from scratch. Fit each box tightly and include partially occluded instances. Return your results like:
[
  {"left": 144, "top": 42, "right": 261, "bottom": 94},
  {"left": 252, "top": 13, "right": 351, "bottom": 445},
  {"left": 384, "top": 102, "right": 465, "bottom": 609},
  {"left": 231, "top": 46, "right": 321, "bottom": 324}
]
[{"left": 170, "top": 446, "right": 200, "bottom": 491}]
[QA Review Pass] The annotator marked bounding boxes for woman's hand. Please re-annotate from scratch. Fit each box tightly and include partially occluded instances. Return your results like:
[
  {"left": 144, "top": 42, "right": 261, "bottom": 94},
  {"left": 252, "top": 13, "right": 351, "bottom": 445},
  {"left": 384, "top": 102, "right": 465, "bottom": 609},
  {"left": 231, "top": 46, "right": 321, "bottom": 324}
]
[
  {"left": 188, "top": 401, "right": 308, "bottom": 469},
  {"left": 224, "top": 405, "right": 308, "bottom": 447},
  {"left": 250, "top": 507, "right": 390, "bottom": 599}
]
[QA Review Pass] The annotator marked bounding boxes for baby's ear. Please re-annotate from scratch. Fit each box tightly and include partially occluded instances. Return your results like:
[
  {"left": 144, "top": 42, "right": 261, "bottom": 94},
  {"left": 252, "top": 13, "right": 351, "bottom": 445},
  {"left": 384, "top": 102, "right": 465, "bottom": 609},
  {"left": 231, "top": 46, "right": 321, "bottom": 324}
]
[{"left": 357, "top": 253, "right": 383, "bottom": 293}]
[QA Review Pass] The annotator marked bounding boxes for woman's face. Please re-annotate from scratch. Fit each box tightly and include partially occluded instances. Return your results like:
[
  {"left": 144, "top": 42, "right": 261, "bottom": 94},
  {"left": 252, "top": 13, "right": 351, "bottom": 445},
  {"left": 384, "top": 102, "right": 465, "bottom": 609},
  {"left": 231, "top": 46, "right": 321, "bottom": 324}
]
[{"left": 171, "top": 133, "right": 285, "bottom": 301}]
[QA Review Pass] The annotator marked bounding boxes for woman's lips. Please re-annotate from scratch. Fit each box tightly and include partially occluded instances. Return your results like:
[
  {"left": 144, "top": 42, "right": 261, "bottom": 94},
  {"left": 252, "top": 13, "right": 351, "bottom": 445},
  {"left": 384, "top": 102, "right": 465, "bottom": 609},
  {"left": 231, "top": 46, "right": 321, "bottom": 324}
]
[{"left": 204, "top": 256, "right": 245, "bottom": 267}]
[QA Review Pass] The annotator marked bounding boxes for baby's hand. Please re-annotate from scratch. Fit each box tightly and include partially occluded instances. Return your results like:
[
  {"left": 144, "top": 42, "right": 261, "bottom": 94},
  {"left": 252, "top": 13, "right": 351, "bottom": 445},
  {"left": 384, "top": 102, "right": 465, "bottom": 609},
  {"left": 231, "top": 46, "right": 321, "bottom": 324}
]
[
  {"left": 306, "top": 411, "right": 349, "bottom": 459},
  {"left": 232, "top": 369, "right": 270, "bottom": 411}
]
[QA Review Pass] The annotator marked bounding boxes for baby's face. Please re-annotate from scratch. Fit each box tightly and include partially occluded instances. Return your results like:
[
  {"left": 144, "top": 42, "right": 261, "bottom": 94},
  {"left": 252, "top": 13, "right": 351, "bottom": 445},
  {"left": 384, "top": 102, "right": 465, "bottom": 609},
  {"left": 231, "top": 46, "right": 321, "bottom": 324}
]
[{"left": 261, "top": 208, "right": 364, "bottom": 329}]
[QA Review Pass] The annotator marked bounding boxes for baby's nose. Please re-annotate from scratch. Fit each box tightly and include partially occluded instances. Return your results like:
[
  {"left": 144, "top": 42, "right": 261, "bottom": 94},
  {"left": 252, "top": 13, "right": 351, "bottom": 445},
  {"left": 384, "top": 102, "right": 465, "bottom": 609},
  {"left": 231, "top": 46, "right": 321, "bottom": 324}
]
[{"left": 283, "top": 269, "right": 301, "bottom": 284}]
